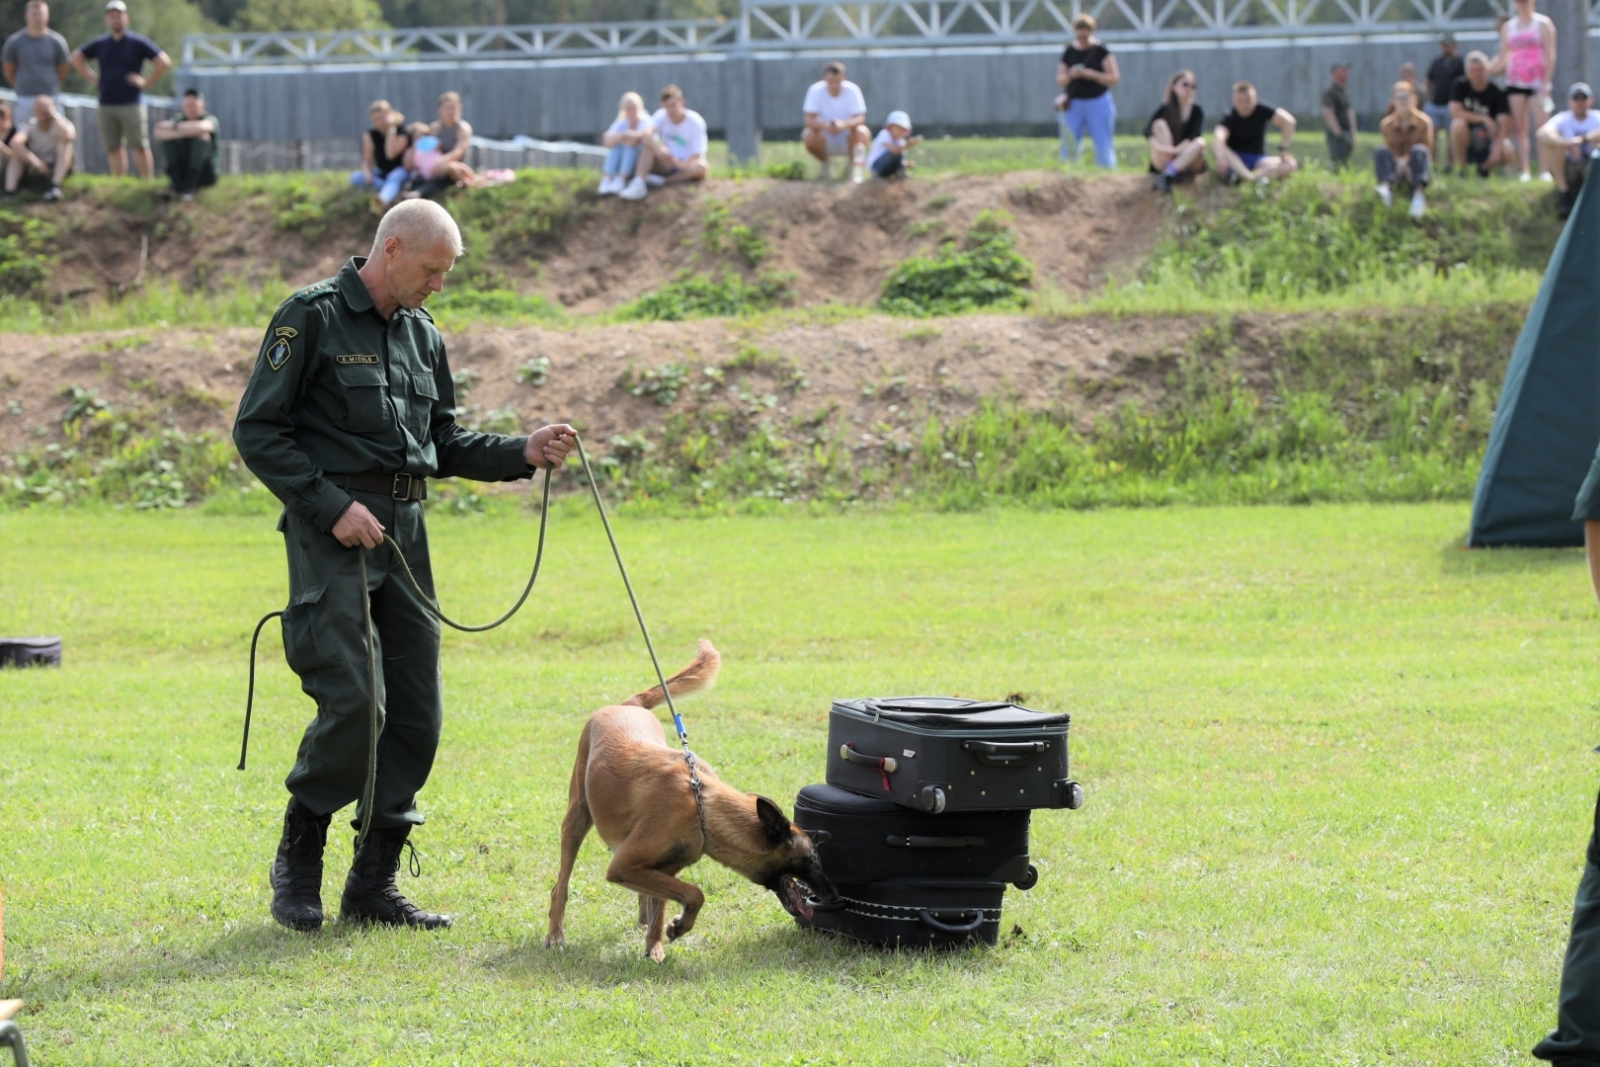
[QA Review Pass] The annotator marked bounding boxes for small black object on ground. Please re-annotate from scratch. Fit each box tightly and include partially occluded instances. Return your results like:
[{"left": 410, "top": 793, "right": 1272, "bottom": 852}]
[{"left": 0, "top": 638, "right": 62, "bottom": 669}]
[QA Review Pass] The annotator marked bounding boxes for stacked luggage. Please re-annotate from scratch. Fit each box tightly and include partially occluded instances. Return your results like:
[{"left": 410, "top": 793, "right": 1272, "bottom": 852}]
[{"left": 792, "top": 696, "right": 1084, "bottom": 949}]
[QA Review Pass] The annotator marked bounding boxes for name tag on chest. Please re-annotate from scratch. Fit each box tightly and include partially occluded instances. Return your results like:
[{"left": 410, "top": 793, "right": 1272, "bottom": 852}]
[{"left": 336, "top": 354, "right": 380, "bottom": 365}]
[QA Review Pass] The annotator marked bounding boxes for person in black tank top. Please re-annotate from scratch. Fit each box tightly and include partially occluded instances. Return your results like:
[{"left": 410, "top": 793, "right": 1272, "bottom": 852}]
[
  {"left": 1146, "top": 69, "right": 1207, "bottom": 191},
  {"left": 350, "top": 99, "right": 413, "bottom": 207},
  {"left": 1054, "top": 14, "right": 1119, "bottom": 169}
]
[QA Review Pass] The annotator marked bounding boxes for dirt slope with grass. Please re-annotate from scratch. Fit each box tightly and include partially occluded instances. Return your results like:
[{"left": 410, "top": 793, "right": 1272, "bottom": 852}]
[{"left": 12, "top": 171, "right": 1162, "bottom": 314}]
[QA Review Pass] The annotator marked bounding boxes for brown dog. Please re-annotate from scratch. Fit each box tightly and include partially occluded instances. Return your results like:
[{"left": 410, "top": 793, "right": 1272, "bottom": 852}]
[{"left": 545, "top": 639, "right": 838, "bottom": 961}]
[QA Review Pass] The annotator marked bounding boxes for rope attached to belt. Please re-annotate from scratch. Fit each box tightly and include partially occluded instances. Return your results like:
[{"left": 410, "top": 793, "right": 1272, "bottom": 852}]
[{"left": 239, "top": 436, "right": 705, "bottom": 850}]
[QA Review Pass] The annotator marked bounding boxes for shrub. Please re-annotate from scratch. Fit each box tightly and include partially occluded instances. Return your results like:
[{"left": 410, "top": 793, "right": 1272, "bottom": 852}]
[
  {"left": 0, "top": 209, "right": 55, "bottom": 295},
  {"left": 880, "top": 211, "right": 1034, "bottom": 316},
  {"left": 616, "top": 271, "right": 793, "bottom": 321}
]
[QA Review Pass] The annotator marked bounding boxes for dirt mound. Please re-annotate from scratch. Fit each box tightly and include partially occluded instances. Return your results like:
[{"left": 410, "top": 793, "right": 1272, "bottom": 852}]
[
  {"left": 0, "top": 310, "right": 1304, "bottom": 467},
  {"left": 536, "top": 171, "right": 1163, "bottom": 313},
  {"left": 15, "top": 171, "right": 1163, "bottom": 315}
]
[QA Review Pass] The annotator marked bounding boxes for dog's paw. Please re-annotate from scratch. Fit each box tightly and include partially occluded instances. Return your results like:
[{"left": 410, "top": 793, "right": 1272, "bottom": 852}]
[
  {"left": 666, "top": 917, "right": 686, "bottom": 942},
  {"left": 543, "top": 931, "right": 566, "bottom": 949},
  {"left": 646, "top": 943, "right": 666, "bottom": 963}
]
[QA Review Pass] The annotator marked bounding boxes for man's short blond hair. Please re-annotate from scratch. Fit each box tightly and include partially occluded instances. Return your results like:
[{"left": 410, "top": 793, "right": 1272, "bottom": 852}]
[
  {"left": 370, "top": 199, "right": 462, "bottom": 260},
  {"left": 1466, "top": 50, "right": 1490, "bottom": 67}
]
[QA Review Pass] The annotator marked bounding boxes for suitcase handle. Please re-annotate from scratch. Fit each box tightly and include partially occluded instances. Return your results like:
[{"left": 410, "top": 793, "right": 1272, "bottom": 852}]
[
  {"left": 840, "top": 744, "right": 897, "bottom": 774},
  {"left": 918, "top": 909, "right": 986, "bottom": 934},
  {"left": 886, "top": 835, "right": 985, "bottom": 848},
  {"left": 803, "top": 894, "right": 848, "bottom": 913},
  {"left": 963, "top": 739, "right": 1047, "bottom": 766}
]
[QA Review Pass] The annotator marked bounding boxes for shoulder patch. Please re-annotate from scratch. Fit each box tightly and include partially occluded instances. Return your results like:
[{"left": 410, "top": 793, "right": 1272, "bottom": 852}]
[
  {"left": 274, "top": 326, "right": 299, "bottom": 340},
  {"left": 292, "top": 281, "right": 337, "bottom": 304},
  {"left": 266, "top": 337, "right": 292, "bottom": 371}
]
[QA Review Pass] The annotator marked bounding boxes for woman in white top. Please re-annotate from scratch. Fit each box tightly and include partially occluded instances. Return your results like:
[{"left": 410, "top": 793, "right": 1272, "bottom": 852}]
[{"left": 599, "top": 91, "right": 651, "bottom": 196}]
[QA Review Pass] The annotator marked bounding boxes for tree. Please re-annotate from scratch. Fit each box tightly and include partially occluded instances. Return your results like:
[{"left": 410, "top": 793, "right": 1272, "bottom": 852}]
[{"left": 236, "top": 0, "right": 387, "bottom": 30}]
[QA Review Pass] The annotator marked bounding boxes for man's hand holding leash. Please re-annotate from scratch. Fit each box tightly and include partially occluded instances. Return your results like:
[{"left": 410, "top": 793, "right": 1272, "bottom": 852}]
[{"left": 526, "top": 423, "right": 577, "bottom": 470}]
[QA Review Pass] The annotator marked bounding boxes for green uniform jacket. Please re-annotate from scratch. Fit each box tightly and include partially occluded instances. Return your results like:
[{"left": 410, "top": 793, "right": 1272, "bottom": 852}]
[{"left": 233, "top": 258, "right": 532, "bottom": 530}]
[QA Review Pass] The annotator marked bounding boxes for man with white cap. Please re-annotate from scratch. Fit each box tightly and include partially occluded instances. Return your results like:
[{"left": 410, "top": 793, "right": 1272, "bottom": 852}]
[
  {"left": 70, "top": 0, "right": 170, "bottom": 179},
  {"left": 867, "top": 111, "right": 920, "bottom": 180},
  {"left": 1537, "top": 82, "right": 1600, "bottom": 219}
]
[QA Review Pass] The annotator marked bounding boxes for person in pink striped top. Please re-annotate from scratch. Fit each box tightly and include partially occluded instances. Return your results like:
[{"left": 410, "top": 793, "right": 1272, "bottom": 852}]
[{"left": 1490, "top": 0, "right": 1557, "bottom": 181}]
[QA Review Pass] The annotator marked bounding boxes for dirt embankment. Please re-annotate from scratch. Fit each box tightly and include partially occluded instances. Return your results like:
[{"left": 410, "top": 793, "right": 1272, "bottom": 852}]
[
  {"left": 0, "top": 311, "right": 1328, "bottom": 463},
  {"left": 24, "top": 171, "right": 1164, "bottom": 314}
]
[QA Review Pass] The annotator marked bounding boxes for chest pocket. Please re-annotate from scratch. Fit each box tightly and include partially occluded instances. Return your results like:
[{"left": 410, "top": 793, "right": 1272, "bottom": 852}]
[
  {"left": 408, "top": 371, "right": 439, "bottom": 439},
  {"left": 334, "top": 361, "right": 390, "bottom": 433}
]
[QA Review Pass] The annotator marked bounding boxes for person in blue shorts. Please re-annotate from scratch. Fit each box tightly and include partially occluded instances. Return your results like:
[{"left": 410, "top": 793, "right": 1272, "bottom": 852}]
[
  {"left": 867, "top": 110, "right": 920, "bottom": 179},
  {"left": 1214, "top": 81, "right": 1298, "bottom": 185}
]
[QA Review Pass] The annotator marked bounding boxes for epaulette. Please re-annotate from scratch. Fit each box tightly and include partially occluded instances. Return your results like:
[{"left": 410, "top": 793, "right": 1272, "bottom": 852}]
[
  {"left": 291, "top": 281, "right": 337, "bottom": 304},
  {"left": 413, "top": 305, "right": 436, "bottom": 324}
]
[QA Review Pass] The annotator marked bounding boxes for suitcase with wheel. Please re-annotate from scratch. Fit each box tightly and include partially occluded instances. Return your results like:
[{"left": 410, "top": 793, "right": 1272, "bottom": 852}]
[
  {"left": 793, "top": 783, "right": 1036, "bottom": 888},
  {"left": 827, "top": 697, "right": 1084, "bottom": 814},
  {"left": 796, "top": 877, "right": 1007, "bottom": 949}
]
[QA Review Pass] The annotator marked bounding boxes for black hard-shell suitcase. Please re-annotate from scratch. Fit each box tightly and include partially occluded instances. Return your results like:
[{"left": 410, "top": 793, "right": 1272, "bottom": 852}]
[
  {"left": 793, "top": 783, "right": 1037, "bottom": 889},
  {"left": 827, "top": 697, "right": 1085, "bottom": 814},
  {"left": 797, "top": 878, "right": 1006, "bottom": 948}
]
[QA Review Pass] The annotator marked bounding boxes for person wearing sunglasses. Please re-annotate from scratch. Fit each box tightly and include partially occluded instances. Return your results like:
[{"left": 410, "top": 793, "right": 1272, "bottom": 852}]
[{"left": 1146, "top": 69, "right": 1206, "bottom": 192}]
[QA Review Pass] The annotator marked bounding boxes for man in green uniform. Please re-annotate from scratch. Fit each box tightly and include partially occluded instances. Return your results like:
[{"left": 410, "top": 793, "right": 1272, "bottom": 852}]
[
  {"left": 1533, "top": 465, "right": 1600, "bottom": 1065},
  {"left": 233, "top": 199, "right": 576, "bottom": 932}
]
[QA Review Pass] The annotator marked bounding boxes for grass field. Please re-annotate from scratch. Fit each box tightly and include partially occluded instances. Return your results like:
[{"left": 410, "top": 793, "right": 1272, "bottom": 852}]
[{"left": 0, "top": 501, "right": 1593, "bottom": 1064}]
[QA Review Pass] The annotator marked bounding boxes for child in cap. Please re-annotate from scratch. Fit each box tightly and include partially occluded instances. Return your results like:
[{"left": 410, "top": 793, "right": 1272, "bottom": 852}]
[{"left": 868, "top": 111, "right": 922, "bottom": 179}]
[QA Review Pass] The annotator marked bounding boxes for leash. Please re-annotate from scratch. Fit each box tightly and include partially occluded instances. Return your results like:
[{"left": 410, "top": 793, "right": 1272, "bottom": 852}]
[
  {"left": 239, "top": 437, "right": 706, "bottom": 849},
  {"left": 570, "top": 437, "right": 708, "bottom": 847}
]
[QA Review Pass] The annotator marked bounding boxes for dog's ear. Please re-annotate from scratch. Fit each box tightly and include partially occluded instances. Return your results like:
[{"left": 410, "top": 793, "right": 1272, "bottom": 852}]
[{"left": 754, "top": 795, "right": 792, "bottom": 845}]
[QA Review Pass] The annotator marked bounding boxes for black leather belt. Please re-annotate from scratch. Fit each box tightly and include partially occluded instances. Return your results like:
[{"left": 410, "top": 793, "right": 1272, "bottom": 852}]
[{"left": 327, "top": 472, "right": 428, "bottom": 501}]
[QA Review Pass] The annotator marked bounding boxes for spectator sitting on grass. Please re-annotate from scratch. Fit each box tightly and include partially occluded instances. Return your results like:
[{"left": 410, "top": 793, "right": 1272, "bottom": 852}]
[
  {"left": 867, "top": 110, "right": 920, "bottom": 179},
  {"left": 153, "top": 87, "right": 217, "bottom": 202},
  {"left": 2, "top": 93, "right": 73, "bottom": 202},
  {"left": 3, "top": 0, "right": 70, "bottom": 126},
  {"left": 1321, "top": 61, "right": 1355, "bottom": 170},
  {"left": 0, "top": 101, "right": 16, "bottom": 169},
  {"left": 1450, "top": 51, "right": 1512, "bottom": 177},
  {"left": 1374, "top": 81, "right": 1433, "bottom": 218},
  {"left": 1536, "top": 82, "right": 1600, "bottom": 219},
  {"left": 802, "top": 61, "right": 869, "bottom": 182},
  {"left": 619, "top": 84, "right": 707, "bottom": 201},
  {"left": 1214, "top": 81, "right": 1297, "bottom": 185},
  {"left": 406, "top": 91, "right": 481, "bottom": 199},
  {"left": 598, "top": 91, "right": 651, "bottom": 196},
  {"left": 1424, "top": 33, "right": 1463, "bottom": 163},
  {"left": 1146, "top": 68, "right": 1206, "bottom": 192},
  {"left": 71, "top": 0, "right": 170, "bottom": 180},
  {"left": 349, "top": 99, "right": 411, "bottom": 208}
]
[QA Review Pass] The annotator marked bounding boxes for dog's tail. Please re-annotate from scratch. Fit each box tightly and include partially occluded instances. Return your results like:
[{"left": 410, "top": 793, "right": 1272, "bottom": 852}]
[{"left": 624, "top": 639, "right": 721, "bottom": 710}]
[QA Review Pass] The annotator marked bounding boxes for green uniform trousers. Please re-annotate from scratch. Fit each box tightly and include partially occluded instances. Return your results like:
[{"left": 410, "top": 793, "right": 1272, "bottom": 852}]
[
  {"left": 280, "top": 491, "right": 441, "bottom": 830},
  {"left": 1534, "top": 789, "right": 1600, "bottom": 1066}
]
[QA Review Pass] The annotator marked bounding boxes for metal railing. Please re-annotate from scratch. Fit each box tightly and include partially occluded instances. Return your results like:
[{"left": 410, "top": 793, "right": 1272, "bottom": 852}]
[
  {"left": 178, "top": 0, "right": 1532, "bottom": 70},
  {"left": 182, "top": 17, "right": 738, "bottom": 66}
]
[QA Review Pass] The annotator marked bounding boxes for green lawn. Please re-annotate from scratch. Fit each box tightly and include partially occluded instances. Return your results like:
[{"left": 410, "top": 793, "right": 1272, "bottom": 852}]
[{"left": 0, "top": 502, "right": 1593, "bottom": 1064}]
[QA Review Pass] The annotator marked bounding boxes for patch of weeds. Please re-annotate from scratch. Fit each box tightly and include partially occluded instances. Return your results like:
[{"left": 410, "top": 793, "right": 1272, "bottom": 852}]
[
  {"left": 880, "top": 210, "right": 1034, "bottom": 316},
  {"left": 619, "top": 363, "right": 691, "bottom": 406},
  {"left": 517, "top": 357, "right": 552, "bottom": 387},
  {"left": 0, "top": 209, "right": 55, "bottom": 295},
  {"left": 905, "top": 219, "right": 943, "bottom": 239},
  {"left": 429, "top": 288, "right": 563, "bottom": 327},
  {"left": 902, "top": 325, "right": 944, "bottom": 343},
  {"left": 703, "top": 201, "right": 769, "bottom": 268},
  {"left": 460, "top": 406, "right": 520, "bottom": 434},
  {"left": 766, "top": 162, "right": 808, "bottom": 181},
  {"left": 59, "top": 385, "right": 110, "bottom": 423},
  {"left": 616, "top": 271, "right": 793, "bottom": 322},
  {"left": 452, "top": 369, "right": 481, "bottom": 399},
  {"left": 924, "top": 194, "right": 954, "bottom": 213}
]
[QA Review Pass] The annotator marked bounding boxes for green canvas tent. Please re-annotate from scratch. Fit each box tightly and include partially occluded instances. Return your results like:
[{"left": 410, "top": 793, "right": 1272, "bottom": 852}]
[{"left": 1469, "top": 163, "right": 1600, "bottom": 548}]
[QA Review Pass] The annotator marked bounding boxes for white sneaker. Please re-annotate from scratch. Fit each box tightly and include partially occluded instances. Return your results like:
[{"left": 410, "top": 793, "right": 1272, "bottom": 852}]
[
  {"left": 644, "top": 173, "right": 666, "bottom": 188},
  {"left": 1519, "top": 170, "right": 1532, "bottom": 182},
  {"left": 1409, "top": 189, "right": 1426, "bottom": 219},
  {"left": 618, "top": 177, "right": 648, "bottom": 201},
  {"left": 597, "top": 174, "right": 620, "bottom": 195},
  {"left": 1540, "top": 171, "right": 1554, "bottom": 182},
  {"left": 1376, "top": 182, "right": 1393, "bottom": 208}
]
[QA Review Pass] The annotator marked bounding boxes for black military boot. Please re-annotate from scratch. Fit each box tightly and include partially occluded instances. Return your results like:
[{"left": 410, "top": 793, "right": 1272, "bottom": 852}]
[
  {"left": 339, "top": 824, "right": 452, "bottom": 929},
  {"left": 270, "top": 797, "right": 331, "bottom": 931}
]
